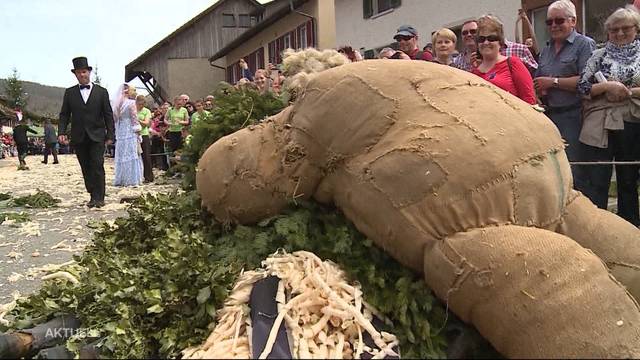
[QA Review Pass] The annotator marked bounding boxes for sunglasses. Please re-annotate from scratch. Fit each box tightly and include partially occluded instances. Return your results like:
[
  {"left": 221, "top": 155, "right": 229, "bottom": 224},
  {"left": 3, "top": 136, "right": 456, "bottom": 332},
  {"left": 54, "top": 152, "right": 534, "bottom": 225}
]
[
  {"left": 476, "top": 35, "right": 501, "bottom": 43},
  {"left": 545, "top": 17, "right": 568, "bottom": 26},
  {"left": 608, "top": 25, "right": 636, "bottom": 34},
  {"left": 395, "top": 35, "right": 414, "bottom": 41},
  {"left": 462, "top": 29, "right": 477, "bottom": 36}
]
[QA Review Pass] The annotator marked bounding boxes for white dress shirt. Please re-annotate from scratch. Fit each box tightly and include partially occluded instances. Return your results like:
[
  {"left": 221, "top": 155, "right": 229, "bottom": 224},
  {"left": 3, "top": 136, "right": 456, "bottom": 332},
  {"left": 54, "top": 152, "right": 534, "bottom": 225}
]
[{"left": 79, "top": 83, "right": 93, "bottom": 104}]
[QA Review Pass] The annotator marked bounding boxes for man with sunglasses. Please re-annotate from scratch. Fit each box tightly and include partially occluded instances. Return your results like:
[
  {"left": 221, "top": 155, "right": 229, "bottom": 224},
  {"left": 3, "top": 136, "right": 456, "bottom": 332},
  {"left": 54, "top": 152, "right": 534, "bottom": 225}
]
[
  {"left": 453, "top": 20, "right": 479, "bottom": 71},
  {"left": 393, "top": 25, "right": 433, "bottom": 61},
  {"left": 533, "top": 0, "right": 596, "bottom": 191}
]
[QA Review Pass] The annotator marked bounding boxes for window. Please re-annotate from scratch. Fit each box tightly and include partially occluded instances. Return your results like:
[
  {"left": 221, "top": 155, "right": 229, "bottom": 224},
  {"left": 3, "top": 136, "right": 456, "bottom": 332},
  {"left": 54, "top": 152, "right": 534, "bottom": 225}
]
[
  {"left": 584, "top": 0, "right": 628, "bottom": 43},
  {"left": 239, "top": 14, "right": 251, "bottom": 28},
  {"left": 530, "top": 7, "right": 550, "bottom": 46},
  {"left": 298, "top": 25, "right": 308, "bottom": 49},
  {"left": 363, "top": 0, "right": 401, "bottom": 19},
  {"left": 283, "top": 33, "right": 292, "bottom": 50},
  {"left": 222, "top": 14, "right": 235, "bottom": 28},
  {"left": 268, "top": 21, "right": 314, "bottom": 65}
]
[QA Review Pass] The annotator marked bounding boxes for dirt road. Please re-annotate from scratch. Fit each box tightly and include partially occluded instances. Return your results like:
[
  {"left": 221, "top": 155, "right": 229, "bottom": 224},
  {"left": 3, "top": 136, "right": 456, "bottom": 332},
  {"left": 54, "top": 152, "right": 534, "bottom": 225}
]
[{"left": 0, "top": 154, "right": 177, "bottom": 303}]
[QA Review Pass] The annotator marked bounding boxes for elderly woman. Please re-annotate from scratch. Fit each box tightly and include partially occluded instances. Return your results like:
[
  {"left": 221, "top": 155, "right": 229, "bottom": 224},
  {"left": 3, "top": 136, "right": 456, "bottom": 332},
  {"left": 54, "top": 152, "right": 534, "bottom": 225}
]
[
  {"left": 534, "top": 0, "right": 596, "bottom": 190},
  {"left": 576, "top": 6, "right": 640, "bottom": 225},
  {"left": 431, "top": 28, "right": 457, "bottom": 66},
  {"left": 471, "top": 15, "right": 537, "bottom": 104}
]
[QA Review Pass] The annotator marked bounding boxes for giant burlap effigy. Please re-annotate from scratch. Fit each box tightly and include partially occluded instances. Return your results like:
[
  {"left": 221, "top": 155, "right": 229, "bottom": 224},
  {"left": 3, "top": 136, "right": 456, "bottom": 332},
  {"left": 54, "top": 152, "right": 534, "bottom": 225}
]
[{"left": 196, "top": 58, "right": 640, "bottom": 358}]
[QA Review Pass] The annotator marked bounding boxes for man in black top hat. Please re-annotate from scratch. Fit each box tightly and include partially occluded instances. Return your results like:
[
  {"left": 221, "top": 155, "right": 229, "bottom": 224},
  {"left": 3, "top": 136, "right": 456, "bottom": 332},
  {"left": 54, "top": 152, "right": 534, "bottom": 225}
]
[{"left": 58, "top": 56, "right": 114, "bottom": 208}]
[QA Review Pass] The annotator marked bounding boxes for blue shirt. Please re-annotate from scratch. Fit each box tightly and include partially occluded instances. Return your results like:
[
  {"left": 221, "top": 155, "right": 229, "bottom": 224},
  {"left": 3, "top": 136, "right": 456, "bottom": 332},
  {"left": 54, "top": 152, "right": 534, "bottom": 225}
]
[{"left": 535, "top": 30, "right": 596, "bottom": 107}]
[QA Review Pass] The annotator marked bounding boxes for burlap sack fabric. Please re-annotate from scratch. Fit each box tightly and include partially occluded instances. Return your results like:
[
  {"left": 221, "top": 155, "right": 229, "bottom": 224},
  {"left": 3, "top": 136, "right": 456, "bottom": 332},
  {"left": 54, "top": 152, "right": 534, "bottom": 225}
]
[{"left": 196, "top": 60, "right": 640, "bottom": 358}]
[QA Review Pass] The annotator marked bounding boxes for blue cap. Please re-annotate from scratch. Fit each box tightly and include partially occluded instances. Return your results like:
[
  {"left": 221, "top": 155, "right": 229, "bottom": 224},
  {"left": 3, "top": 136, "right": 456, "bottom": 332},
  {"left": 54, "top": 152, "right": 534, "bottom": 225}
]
[{"left": 394, "top": 25, "right": 418, "bottom": 40}]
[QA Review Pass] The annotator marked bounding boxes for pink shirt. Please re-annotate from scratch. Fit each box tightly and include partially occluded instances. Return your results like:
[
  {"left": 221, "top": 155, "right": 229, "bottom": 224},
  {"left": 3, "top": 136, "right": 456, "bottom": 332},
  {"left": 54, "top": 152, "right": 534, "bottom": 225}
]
[{"left": 472, "top": 57, "right": 537, "bottom": 105}]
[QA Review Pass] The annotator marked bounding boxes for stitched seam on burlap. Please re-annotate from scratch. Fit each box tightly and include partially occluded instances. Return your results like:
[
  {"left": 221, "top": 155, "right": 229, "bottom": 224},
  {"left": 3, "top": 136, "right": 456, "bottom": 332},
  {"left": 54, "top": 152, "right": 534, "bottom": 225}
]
[
  {"left": 412, "top": 79, "right": 488, "bottom": 146},
  {"left": 439, "top": 80, "right": 522, "bottom": 111},
  {"left": 608, "top": 261, "right": 640, "bottom": 271}
]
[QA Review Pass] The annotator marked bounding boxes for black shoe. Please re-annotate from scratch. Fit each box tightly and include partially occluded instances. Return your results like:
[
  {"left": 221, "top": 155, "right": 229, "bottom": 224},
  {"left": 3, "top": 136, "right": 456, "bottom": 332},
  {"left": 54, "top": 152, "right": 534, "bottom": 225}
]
[
  {"left": 53, "top": 161, "right": 59, "bottom": 164},
  {"left": 87, "top": 200, "right": 96, "bottom": 207},
  {"left": 92, "top": 201, "right": 105, "bottom": 208},
  {"left": 42, "top": 161, "right": 47, "bottom": 164}
]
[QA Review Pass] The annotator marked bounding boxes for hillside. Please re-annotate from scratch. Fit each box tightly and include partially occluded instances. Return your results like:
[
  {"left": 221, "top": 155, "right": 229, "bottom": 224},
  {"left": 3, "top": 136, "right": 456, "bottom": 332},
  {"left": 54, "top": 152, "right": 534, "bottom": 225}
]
[{"left": 0, "top": 79, "right": 65, "bottom": 118}]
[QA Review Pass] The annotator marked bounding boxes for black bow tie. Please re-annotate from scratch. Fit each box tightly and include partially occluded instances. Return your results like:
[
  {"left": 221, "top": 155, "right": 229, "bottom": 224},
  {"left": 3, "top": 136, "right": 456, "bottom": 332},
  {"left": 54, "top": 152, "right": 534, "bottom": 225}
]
[{"left": 80, "top": 84, "right": 90, "bottom": 90}]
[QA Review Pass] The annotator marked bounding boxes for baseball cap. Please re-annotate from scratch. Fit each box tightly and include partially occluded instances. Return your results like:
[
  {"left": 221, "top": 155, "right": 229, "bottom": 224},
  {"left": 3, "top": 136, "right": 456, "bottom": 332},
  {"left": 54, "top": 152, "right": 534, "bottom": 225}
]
[{"left": 394, "top": 25, "right": 418, "bottom": 40}]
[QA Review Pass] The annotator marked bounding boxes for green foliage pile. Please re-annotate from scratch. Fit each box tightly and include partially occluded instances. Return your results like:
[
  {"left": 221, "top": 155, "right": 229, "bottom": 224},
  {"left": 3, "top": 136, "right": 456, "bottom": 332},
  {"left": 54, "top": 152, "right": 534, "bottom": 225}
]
[
  {"left": 178, "top": 84, "right": 286, "bottom": 189},
  {"left": 7, "top": 192, "right": 453, "bottom": 359},
  {"left": 0, "top": 211, "right": 31, "bottom": 225},
  {"left": 0, "top": 193, "right": 10, "bottom": 201},
  {"left": 11, "top": 190, "right": 60, "bottom": 208}
]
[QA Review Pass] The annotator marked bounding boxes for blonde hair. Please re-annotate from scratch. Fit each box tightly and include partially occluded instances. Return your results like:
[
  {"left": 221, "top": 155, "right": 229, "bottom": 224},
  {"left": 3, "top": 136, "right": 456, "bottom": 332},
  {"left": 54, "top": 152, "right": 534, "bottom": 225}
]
[
  {"left": 126, "top": 85, "right": 137, "bottom": 98},
  {"left": 431, "top": 28, "right": 457, "bottom": 46},
  {"left": 605, "top": 6, "right": 640, "bottom": 31},
  {"left": 477, "top": 15, "right": 505, "bottom": 45}
]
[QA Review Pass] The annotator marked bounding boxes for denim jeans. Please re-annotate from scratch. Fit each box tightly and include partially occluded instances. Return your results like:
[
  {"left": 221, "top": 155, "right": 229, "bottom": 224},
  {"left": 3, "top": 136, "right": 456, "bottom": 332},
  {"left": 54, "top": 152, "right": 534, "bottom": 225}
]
[
  {"left": 579, "top": 122, "right": 640, "bottom": 226},
  {"left": 546, "top": 107, "right": 586, "bottom": 191}
]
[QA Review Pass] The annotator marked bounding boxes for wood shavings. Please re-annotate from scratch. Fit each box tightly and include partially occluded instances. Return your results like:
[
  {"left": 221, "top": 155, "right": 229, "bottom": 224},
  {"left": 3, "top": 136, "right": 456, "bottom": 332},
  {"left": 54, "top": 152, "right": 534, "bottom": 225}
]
[
  {"left": 6, "top": 251, "right": 22, "bottom": 260},
  {"left": 41, "top": 271, "right": 79, "bottom": 285},
  {"left": 51, "top": 239, "right": 68, "bottom": 250},
  {"left": 183, "top": 251, "right": 398, "bottom": 359},
  {"left": 18, "top": 221, "right": 41, "bottom": 237},
  {"left": 7, "top": 272, "right": 24, "bottom": 283}
]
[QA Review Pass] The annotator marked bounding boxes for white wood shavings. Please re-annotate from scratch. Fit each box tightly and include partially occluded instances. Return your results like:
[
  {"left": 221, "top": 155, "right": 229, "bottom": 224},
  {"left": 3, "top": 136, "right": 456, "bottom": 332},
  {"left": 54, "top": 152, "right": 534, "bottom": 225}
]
[
  {"left": 182, "top": 251, "right": 398, "bottom": 359},
  {"left": 18, "top": 221, "right": 41, "bottom": 237},
  {"left": 7, "top": 272, "right": 24, "bottom": 283},
  {"left": 6, "top": 251, "right": 22, "bottom": 260}
]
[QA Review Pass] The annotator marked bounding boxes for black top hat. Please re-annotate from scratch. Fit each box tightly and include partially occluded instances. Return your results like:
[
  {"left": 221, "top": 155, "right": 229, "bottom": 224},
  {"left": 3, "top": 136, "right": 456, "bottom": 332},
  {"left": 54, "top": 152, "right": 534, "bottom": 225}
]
[{"left": 71, "top": 57, "right": 92, "bottom": 73}]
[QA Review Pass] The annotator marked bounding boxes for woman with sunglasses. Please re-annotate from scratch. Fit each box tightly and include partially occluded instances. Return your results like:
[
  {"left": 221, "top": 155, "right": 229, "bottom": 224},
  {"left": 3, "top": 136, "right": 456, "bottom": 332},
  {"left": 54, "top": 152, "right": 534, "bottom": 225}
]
[
  {"left": 471, "top": 15, "right": 536, "bottom": 105},
  {"left": 533, "top": 0, "right": 596, "bottom": 187},
  {"left": 575, "top": 6, "right": 640, "bottom": 225}
]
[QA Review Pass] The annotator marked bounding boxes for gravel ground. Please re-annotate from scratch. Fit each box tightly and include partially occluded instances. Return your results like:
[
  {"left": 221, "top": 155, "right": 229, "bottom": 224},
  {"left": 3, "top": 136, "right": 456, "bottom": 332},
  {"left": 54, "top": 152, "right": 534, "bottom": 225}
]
[{"left": 0, "top": 154, "right": 177, "bottom": 303}]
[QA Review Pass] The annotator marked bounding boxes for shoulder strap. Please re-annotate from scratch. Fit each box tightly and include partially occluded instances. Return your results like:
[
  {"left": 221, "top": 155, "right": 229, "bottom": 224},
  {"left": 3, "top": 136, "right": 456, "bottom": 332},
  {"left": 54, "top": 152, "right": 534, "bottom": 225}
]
[{"left": 507, "top": 57, "right": 514, "bottom": 78}]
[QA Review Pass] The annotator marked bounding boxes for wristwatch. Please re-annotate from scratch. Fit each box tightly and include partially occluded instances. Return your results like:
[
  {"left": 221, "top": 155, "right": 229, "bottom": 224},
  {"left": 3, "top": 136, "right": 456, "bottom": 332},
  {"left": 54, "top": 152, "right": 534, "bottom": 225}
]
[{"left": 553, "top": 78, "right": 560, "bottom": 88}]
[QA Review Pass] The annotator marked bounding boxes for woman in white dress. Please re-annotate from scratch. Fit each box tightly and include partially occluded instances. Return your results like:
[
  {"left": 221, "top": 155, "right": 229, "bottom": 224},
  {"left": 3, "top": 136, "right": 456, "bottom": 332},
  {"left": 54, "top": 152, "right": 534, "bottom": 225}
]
[{"left": 112, "top": 84, "right": 143, "bottom": 186}]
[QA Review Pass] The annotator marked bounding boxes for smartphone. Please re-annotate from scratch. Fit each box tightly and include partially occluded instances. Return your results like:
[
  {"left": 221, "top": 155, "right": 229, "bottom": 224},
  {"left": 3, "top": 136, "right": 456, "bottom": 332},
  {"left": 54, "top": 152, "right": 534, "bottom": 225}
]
[
  {"left": 476, "top": 49, "right": 483, "bottom": 60},
  {"left": 390, "top": 52, "right": 403, "bottom": 60}
]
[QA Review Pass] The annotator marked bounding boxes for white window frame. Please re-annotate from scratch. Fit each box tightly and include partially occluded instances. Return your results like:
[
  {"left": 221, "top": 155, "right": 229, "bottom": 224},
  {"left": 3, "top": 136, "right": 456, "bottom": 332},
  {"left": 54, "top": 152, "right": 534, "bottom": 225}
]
[{"left": 298, "top": 25, "right": 308, "bottom": 49}]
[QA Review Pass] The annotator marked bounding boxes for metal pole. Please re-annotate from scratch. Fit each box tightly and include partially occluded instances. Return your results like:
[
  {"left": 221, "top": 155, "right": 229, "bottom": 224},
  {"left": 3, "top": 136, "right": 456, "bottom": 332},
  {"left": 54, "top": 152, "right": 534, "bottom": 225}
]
[{"left": 569, "top": 161, "right": 640, "bottom": 165}]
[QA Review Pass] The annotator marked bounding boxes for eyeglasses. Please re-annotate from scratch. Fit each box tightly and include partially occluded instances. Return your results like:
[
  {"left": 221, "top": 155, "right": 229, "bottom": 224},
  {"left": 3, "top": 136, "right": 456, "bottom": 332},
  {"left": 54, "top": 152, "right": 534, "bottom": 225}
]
[
  {"left": 476, "top": 35, "right": 501, "bottom": 43},
  {"left": 608, "top": 25, "right": 636, "bottom": 34},
  {"left": 462, "top": 29, "right": 477, "bottom": 36},
  {"left": 545, "top": 17, "right": 567, "bottom": 26},
  {"left": 395, "top": 35, "right": 414, "bottom": 41}
]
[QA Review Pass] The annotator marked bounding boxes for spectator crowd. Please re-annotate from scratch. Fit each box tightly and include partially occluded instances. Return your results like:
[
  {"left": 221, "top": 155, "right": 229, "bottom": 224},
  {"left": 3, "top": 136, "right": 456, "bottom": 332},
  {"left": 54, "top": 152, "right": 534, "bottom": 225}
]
[
  {"left": 3, "top": 0, "right": 639, "bottom": 226},
  {"left": 221, "top": 0, "right": 640, "bottom": 226}
]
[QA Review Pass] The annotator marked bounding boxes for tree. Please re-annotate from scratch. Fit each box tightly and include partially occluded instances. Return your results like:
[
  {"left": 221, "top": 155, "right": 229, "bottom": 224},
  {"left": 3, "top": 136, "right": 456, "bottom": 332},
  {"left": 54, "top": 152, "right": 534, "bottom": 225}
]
[
  {"left": 4, "top": 68, "right": 28, "bottom": 109},
  {"left": 93, "top": 63, "right": 102, "bottom": 85}
]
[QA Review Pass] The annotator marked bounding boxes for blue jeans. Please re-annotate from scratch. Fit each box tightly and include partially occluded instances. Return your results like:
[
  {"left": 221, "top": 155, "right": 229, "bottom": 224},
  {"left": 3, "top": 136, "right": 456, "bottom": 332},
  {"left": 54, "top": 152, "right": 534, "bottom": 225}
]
[
  {"left": 579, "top": 122, "right": 640, "bottom": 226},
  {"left": 546, "top": 107, "right": 586, "bottom": 191}
]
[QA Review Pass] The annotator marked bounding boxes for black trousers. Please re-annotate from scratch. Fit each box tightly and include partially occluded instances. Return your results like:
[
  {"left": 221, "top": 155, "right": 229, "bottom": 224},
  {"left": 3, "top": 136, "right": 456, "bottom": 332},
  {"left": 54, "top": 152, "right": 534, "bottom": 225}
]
[
  {"left": 17, "top": 143, "right": 28, "bottom": 165},
  {"left": 168, "top": 131, "right": 182, "bottom": 153},
  {"left": 150, "top": 136, "right": 168, "bottom": 170},
  {"left": 74, "top": 138, "right": 106, "bottom": 202},
  {"left": 579, "top": 122, "right": 640, "bottom": 226},
  {"left": 43, "top": 143, "right": 59, "bottom": 163},
  {"left": 141, "top": 135, "right": 154, "bottom": 182}
]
